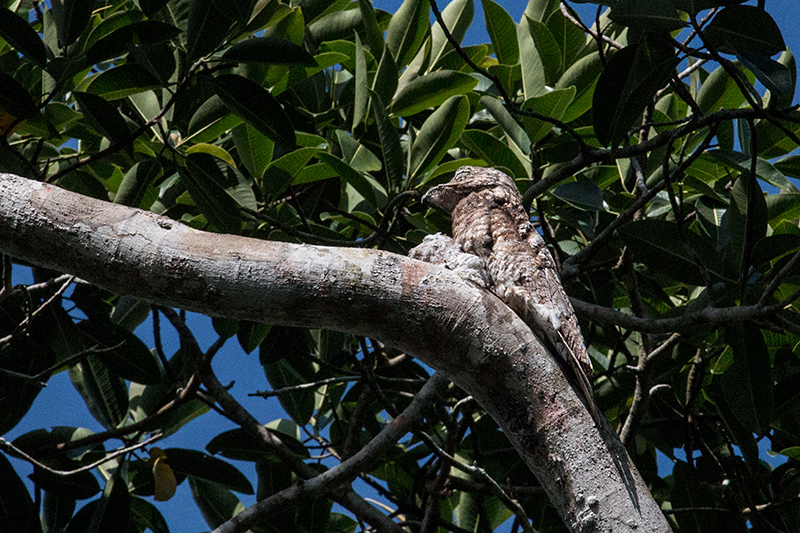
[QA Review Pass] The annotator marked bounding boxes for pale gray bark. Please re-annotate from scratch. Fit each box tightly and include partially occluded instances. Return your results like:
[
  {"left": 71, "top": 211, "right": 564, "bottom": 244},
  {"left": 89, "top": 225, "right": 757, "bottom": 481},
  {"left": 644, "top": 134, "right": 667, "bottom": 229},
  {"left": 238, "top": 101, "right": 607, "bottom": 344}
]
[{"left": 0, "top": 173, "right": 671, "bottom": 533}]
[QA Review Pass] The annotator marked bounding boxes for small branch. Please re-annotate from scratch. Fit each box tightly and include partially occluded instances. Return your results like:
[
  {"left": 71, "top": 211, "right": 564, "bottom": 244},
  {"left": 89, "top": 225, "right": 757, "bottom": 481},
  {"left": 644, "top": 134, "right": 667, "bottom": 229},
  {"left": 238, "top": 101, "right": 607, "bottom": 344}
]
[
  {"left": 0, "top": 275, "right": 73, "bottom": 345},
  {"left": 1, "top": 432, "right": 163, "bottom": 475}
]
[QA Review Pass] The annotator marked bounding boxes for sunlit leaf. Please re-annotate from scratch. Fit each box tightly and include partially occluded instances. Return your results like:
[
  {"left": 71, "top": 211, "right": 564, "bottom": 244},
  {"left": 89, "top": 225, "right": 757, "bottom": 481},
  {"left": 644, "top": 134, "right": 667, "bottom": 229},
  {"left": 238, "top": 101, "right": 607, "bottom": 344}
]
[
  {"left": 386, "top": 0, "right": 429, "bottom": 69},
  {"left": 409, "top": 95, "right": 470, "bottom": 180},
  {"left": 389, "top": 70, "right": 478, "bottom": 116}
]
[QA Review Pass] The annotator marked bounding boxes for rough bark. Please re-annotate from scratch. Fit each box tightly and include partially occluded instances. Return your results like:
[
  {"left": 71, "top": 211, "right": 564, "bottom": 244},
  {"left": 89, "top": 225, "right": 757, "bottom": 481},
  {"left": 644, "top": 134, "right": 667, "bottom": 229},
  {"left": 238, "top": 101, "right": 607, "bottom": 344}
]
[{"left": 0, "top": 173, "right": 671, "bottom": 532}]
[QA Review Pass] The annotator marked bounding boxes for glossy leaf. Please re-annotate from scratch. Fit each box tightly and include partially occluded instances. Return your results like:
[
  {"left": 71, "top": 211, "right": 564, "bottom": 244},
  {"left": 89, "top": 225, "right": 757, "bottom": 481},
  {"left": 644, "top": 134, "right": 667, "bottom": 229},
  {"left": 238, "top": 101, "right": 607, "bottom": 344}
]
[
  {"left": 358, "top": 0, "right": 385, "bottom": 56},
  {"left": 386, "top": 0, "right": 429, "bottom": 69},
  {"left": 553, "top": 178, "right": 604, "bottom": 211},
  {"left": 0, "top": 7, "right": 47, "bottom": 66},
  {"left": 480, "top": 95, "right": 531, "bottom": 155},
  {"left": 83, "top": 64, "right": 162, "bottom": 100},
  {"left": 697, "top": 63, "right": 753, "bottom": 113},
  {"left": 517, "top": 20, "right": 546, "bottom": 99},
  {"left": 389, "top": 70, "right": 478, "bottom": 116},
  {"left": 459, "top": 129, "right": 529, "bottom": 181},
  {"left": 115, "top": 159, "right": 162, "bottom": 207},
  {"left": 520, "top": 87, "right": 576, "bottom": 144},
  {"left": 737, "top": 52, "right": 793, "bottom": 104},
  {"left": 593, "top": 35, "right": 679, "bottom": 147},
  {"left": 721, "top": 323, "right": 773, "bottom": 434},
  {"left": 482, "top": 0, "right": 518, "bottom": 65},
  {"left": 182, "top": 152, "right": 245, "bottom": 234},
  {"left": 0, "top": 454, "right": 41, "bottom": 533},
  {"left": 555, "top": 51, "right": 605, "bottom": 122},
  {"left": 163, "top": 448, "right": 254, "bottom": 495},
  {"left": 68, "top": 354, "right": 129, "bottom": 429},
  {"left": 73, "top": 92, "right": 131, "bottom": 147},
  {"left": 237, "top": 321, "right": 272, "bottom": 354},
  {"left": 373, "top": 45, "right": 399, "bottom": 106},
  {"left": 50, "top": 0, "right": 92, "bottom": 48},
  {"left": 232, "top": 123, "right": 274, "bottom": 181},
  {"left": 410, "top": 95, "right": 470, "bottom": 180},
  {"left": 185, "top": 95, "right": 244, "bottom": 145},
  {"left": 430, "top": 0, "right": 473, "bottom": 67},
  {"left": 370, "top": 90, "right": 404, "bottom": 191},
  {"left": 609, "top": 0, "right": 687, "bottom": 31},
  {"left": 186, "top": 0, "right": 233, "bottom": 61},
  {"left": 617, "top": 219, "right": 728, "bottom": 285},
  {"left": 704, "top": 5, "right": 785, "bottom": 56},
  {"left": 189, "top": 477, "right": 245, "bottom": 529},
  {"left": 353, "top": 34, "right": 368, "bottom": 129},
  {"left": 212, "top": 74, "right": 296, "bottom": 148}
]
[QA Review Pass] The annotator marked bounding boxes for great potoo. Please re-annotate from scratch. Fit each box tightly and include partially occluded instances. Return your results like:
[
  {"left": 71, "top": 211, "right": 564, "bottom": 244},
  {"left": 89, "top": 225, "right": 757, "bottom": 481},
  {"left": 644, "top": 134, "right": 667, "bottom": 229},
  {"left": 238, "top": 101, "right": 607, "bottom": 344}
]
[{"left": 420, "top": 165, "right": 597, "bottom": 419}]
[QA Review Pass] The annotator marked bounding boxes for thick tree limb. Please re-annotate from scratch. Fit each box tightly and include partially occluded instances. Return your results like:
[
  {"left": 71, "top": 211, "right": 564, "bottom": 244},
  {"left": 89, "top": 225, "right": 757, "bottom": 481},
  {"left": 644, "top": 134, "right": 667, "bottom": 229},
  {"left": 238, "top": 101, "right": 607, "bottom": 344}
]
[{"left": 0, "top": 173, "right": 671, "bottom": 533}]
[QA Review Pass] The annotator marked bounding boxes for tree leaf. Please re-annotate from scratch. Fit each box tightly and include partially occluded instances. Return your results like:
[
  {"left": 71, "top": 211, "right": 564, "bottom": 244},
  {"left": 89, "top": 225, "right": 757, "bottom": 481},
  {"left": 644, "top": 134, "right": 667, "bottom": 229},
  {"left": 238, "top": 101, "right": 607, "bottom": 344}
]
[
  {"left": 737, "top": 52, "right": 793, "bottom": 105},
  {"left": 68, "top": 354, "right": 129, "bottom": 429},
  {"left": 520, "top": 86, "right": 576, "bottom": 144},
  {"left": 482, "top": 0, "right": 518, "bottom": 65},
  {"left": 222, "top": 36, "right": 316, "bottom": 65},
  {"left": 409, "top": 95, "right": 470, "bottom": 180},
  {"left": 353, "top": 33, "right": 368, "bottom": 129},
  {"left": 83, "top": 64, "right": 162, "bottom": 100},
  {"left": 552, "top": 178, "right": 604, "bottom": 211},
  {"left": 609, "top": 0, "right": 688, "bottom": 32},
  {"left": 237, "top": 321, "right": 272, "bottom": 354},
  {"left": 517, "top": 18, "right": 546, "bottom": 99},
  {"left": 555, "top": 50, "right": 606, "bottom": 122},
  {"left": 704, "top": 5, "right": 785, "bottom": 56},
  {"left": 186, "top": 0, "right": 233, "bottom": 61},
  {"left": 459, "top": 129, "right": 529, "bottom": 181},
  {"left": 369, "top": 90, "right": 404, "bottom": 191},
  {"left": 593, "top": 34, "right": 679, "bottom": 146},
  {"left": 480, "top": 95, "right": 531, "bottom": 155},
  {"left": 358, "top": 0, "right": 384, "bottom": 56},
  {"left": 73, "top": 92, "right": 131, "bottom": 147},
  {"left": 724, "top": 171, "right": 768, "bottom": 276},
  {"left": 115, "top": 159, "right": 162, "bottom": 207},
  {"left": 525, "top": 17, "right": 561, "bottom": 84},
  {"left": 212, "top": 74, "right": 296, "bottom": 148},
  {"left": 0, "top": 71, "right": 37, "bottom": 119},
  {"left": 389, "top": 70, "right": 478, "bottom": 116},
  {"left": 164, "top": 448, "right": 254, "bottom": 495},
  {"left": 181, "top": 152, "right": 245, "bottom": 234},
  {"left": 232, "top": 123, "right": 274, "bottom": 181},
  {"left": 50, "top": 0, "right": 93, "bottom": 48},
  {"left": 262, "top": 358, "right": 316, "bottom": 426},
  {"left": 86, "top": 19, "right": 181, "bottom": 65},
  {"left": 86, "top": 469, "right": 131, "bottom": 533},
  {"left": 185, "top": 95, "right": 244, "bottom": 145},
  {"left": 0, "top": 453, "right": 41, "bottom": 533},
  {"left": 207, "top": 425, "right": 309, "bottom": 461},
  {"left": 721, "top": 322, "right": 773, "bottom": 434},
  {"left": 385, "top": 0, "right": 429, "bottom": 69},
  {"left": 0, "top": 7, "right": 47, "bottom": 66},
  {"left": 697, "top": 63, "right": 753, "bottom": 113},
  {"left": 617, "top": 219, "right": 729, "bottom": 285},
  {"left": 372, "top": 45, "right": 399, "bottom": 106},
  {"left": 430, "top": 0, "right": 473, "bottom": 67},
  {"left": 189, "top": 477, "right": 245, "bottom": 529},
  {"left": 129, "top": 497, "right": 169, "bottom": 533},
  {"left": 78, "top": 320, "right": 162, "bottom": 385}
]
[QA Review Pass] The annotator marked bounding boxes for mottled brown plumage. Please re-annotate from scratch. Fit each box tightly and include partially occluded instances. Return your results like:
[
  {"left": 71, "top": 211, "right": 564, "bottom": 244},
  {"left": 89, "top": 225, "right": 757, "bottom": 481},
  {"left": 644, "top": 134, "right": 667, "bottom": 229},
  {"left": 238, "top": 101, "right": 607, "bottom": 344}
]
[{"left": 421, "top": 166, "right": 597, "bottom": 419}]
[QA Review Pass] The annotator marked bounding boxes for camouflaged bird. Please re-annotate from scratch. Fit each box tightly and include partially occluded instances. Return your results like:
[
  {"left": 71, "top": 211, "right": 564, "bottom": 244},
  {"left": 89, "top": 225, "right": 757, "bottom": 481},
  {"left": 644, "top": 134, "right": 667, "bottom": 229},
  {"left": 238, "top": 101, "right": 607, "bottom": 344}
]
[{"left": 420, "top": 166, "right": 597, "bottom": 420}]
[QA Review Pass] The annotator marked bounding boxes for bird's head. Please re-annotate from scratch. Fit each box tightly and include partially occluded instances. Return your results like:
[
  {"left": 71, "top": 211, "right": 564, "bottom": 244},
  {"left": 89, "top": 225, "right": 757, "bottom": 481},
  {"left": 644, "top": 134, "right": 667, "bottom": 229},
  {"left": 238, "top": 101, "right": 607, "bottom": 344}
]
[{"left": 421, "top": 166, "right": 520, "bottom": 214}]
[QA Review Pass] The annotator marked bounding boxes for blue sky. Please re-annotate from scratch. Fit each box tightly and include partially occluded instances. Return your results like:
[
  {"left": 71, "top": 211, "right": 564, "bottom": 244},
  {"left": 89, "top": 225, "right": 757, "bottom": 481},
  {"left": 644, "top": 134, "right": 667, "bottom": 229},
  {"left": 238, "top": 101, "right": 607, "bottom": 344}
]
[{"left": 5, "top": 2, "right": 800, "bottom": 532}]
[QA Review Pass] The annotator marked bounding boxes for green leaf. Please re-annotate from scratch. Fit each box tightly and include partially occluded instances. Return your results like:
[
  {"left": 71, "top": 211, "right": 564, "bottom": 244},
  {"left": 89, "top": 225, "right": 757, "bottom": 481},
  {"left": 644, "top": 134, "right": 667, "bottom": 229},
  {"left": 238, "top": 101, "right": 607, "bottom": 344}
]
[
  {"left": 553, "top": 178, "right": 604, "bottom": 211},
  {"left": 0, "top": 454, "right": 41, "bottom": 533},
  {"left": 263, "top": 357, "right": 316, "bottom": 426},
  {"left": 525, "top": 18, "right": 561, "bottom": 84},
  {"left": 737, "top": 52, "right": 793, "bottom": 105},
  {"left": 237, "top": 321, "right": 272, "bottom": 354},
  {"left": 609, "top": 0, "right": 687, "bottom": 31},
  {"left": 185, "top": 95, "right": 243, "bottom": 145},
  {"left": 115, "top": 159, "right": 162, "bottom": 207},
  {"left": 129, "top": 497, "right": 169, "bottom": 533},
  {"left": 186, "top": 143, "right": 237, "bottom": 168},
  {"left": 255, "top": 460, "right": 293, "bottom": 499},
  {"left": 222, "top": 36, "right": 316, "bottom": 65},
  {"left": 725, "top": 171, "right": 768, "bottom": 275},
  {"left": 73, "top": 92, "right": 131, "bottom": 147},
  {"left": 186, "top": 0, "right": 233, "bottom": 61},
  {"left": 409, "top": 95, "right": 470, "bottom": 180},
  {"left": 189, "top": 477, "right": 245, "bottom": 529},
  {"left": 555, "top": 51, "right": 605, "bottom": 122},
  {"left": 709, "top": 149, "right": 792, "bottom": 191},
  {"left": 480, "top": 95, "right": 531, "bottom": 155},
  {"left": 85, "top": 20, "right": 181, "bottom": 65},
  {"left": 263, "top": 147, "right": 322, "bottom": 195},
  {"left": 430, "top": 0, "right": 473, "bottom": 67},
  {"left": 696, "top": 63, "right": 753, "bottom": 113},
  {"left": 78, "top": 320, "right": 162, "bottom": 385},
  {"left": 182, "top": 152, "right": 245, "bottom": 234},
  {"left": 0, "top": 7, "right": 47, "bottom": 66},
  {"left": 83, "top": 64, "right": 162, "bottom": 100},
  {"left": 50, "top": 0, "right": 93, "bottom": 48},
  {"left": 389, "top": 70, "right": 478, "bottom": 116},
  {"left": 372, "top": 45, "right": 399, "bottom": 106},
  {"left": 517, "top": 19, "right": 546, "bottom": 99},
  {"left": 460, "top": 129, "right": 529, "bottom": 181},
  {"left": 337, "top": 130, "right": 382, "bottom": 172},
  {"left": 765, "top": 194, "right": 800, "bottom": 224},
  {"left": 520, "top": 86, "right": 576, "bottom": 144},
  {"left": 207, "top": 425, "right": 310, "bottom": 462},
  {"left": 232, "top": 123, "right": 274, "bottom": 181},
  {"left": 721, "top": 323, "right": 773, "bottom": 434},
  {"left": 353, "top": 33, "right": 368, "bottom": 129},
  {"left": 593, "top": 35, "right": 679, "bottom": 147},
  {"left": 704, "top": 5, "right": 785, "bottom": 56},
  {"left": 212, "top": 74, "right": 296, "bottom": 148},
  {"left": 316, "top": 152, "right": 387, "bottom": 209},
  {"left": 164, "top": 448, "right": 254, "bottom": 495},
  {"left": 42, "top": 492, "right": 75, "bottom": 532},
  {"left": 386, "top": 0, "right": 430, "bottom": 69},
  {"left": 370, "top": 90, "right": 404, "bottom": 191},
  {"left": 482, "top": 0, "right": 518, "bottom": 65},
  {"left": 358, "top": 0, "right": 384, "bottom": 56},
  {"left": 0, "top": 71, "right": 37, "bottom": 119},
  {"left": 617, "top": 219, "right": 729, "bottom": 285},
  {"left": 544, "top": 8, "right": 586, "bottom": 75},
  {"left": 87, "top": 470, "right": 131, "bottom": 533},
  {"left": 69, "top": 354, "right": 129, "bottom": 429}
]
